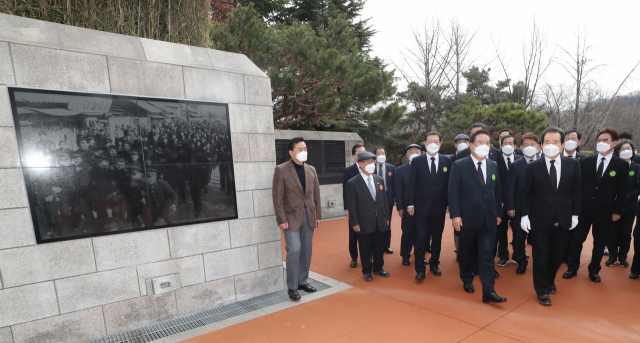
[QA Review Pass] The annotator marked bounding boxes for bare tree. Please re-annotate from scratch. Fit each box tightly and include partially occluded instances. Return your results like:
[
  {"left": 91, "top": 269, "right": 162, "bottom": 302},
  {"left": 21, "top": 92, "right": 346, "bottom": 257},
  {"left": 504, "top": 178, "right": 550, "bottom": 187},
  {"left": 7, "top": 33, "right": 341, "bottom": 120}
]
[{"left": 443, "top": 20, "right": 477, "bottom": 106}]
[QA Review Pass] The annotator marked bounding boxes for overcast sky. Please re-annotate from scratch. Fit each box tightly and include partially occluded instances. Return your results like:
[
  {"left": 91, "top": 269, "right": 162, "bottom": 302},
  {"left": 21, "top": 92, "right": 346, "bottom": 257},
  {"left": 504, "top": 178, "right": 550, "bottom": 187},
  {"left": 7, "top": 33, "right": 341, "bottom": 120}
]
[{"left": 361, "top": 0, "right": 640, "bottom": 97}]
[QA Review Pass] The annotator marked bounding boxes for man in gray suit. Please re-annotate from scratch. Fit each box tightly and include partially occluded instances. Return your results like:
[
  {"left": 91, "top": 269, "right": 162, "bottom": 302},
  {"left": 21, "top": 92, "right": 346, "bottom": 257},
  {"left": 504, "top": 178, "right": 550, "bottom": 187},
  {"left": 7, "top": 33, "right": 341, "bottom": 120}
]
[
  {"left": 272, "top": 137, "right": 321, "bottom": 301},
  {"left": 346, "top": 151, "right": 391, "bottom": 282}
]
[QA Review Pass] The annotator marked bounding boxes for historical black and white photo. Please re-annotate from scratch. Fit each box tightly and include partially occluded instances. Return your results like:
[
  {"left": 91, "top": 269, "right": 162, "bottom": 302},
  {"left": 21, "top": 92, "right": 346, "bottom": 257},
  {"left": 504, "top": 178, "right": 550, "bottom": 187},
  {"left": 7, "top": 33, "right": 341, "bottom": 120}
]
[{"left": 9, "top": 88, "right": 238, "bottom": 243}]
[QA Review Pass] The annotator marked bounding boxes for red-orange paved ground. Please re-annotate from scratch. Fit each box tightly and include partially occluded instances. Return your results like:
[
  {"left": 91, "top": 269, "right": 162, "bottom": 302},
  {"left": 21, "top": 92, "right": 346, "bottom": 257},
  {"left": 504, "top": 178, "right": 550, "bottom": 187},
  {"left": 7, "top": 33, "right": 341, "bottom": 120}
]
[{"left": 185, "top": 211, "right": 640, "bottom": 342}]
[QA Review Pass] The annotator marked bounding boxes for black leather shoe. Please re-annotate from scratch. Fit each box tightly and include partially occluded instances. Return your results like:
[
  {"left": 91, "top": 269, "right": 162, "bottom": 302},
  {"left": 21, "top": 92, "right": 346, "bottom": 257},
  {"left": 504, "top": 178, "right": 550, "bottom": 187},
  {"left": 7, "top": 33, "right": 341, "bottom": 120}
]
[
  {"left": 526, "top": 253, "right": 530, "bottom": 259},
  {"left": 463, "top": 282, "right": 474, "bottom": 293},
  {"left": 630, "top": 272, "right": 639, "bottom": 279},
  {"left": 424, "top": 259, "right": 430, "bottom": 265},
  {"left": 415, "top": 272, "right": 425, "bottom": 280},
  {"left": 537, "top": 295, "right": 552, "bottom": 306},
  {"left": 298, "top": 284, "right": 316, "bottom": 292},
  {"left": 494, "top": 270, "right": 500, "bottom": 278},
  {"left": 549, "top": 284, "right": 557, "bottom": 294},
  {"left": 482, "top": 292, "right": 507, "bottom": 303},
  {"left": 431, "top": 268, "right": 442, "bottom": 276},
  {"left": 620, "top": 259, "right": 630, "bottom": 268},
  {"left": 497, "top": 257, "right": 509, "bottom": 267},
  {"left": 364, "top": 274, "right": 373, "bottom": 282},
  {"left": 563, "top": 270, "right": 577, "bottom": 279},
  {"left": 288, "top": 289, "right": 301, "bottom": 301},
  {"left": 384, "top": 248, "right": 394, "bottom": 254},
  {"left": 350, "top": 259, "right": 357, "bottom": 268},
  {"left": 589, "top": 273, "right": 601, "bottom": 283},
  {"left": 373, "top": 269, "right": 390, "bottom": 277},
  {"left": 516, "top": 265, "right": 526, "bottom": 274},
  {"left": 402, "top": 258, "right": 410, "bottom": 266},
  {"left": 605, "top": 258, "right": 615, "bottom": 267}
]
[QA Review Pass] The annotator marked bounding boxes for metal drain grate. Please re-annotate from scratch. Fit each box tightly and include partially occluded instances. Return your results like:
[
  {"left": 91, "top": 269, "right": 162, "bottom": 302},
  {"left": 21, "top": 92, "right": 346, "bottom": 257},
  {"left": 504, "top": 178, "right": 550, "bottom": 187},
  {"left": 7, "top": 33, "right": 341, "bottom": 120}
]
[{"left": 88, "top": 278, "right": 331, "bottom": 343}]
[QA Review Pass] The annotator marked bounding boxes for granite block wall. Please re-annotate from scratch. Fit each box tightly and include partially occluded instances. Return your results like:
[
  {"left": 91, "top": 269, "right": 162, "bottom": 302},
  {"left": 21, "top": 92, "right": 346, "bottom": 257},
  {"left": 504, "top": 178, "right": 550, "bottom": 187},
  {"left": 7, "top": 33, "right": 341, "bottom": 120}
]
[{"left": 0, "top": 13, "right": 283, "bottom": 342}]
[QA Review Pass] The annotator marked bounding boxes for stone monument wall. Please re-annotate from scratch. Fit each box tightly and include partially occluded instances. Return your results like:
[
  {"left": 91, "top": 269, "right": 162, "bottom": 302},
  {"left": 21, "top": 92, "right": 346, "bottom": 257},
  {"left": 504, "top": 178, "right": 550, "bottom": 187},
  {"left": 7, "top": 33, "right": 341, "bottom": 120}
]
[{"left": 0, "top": 14, "right": 283, "bottom": 343}]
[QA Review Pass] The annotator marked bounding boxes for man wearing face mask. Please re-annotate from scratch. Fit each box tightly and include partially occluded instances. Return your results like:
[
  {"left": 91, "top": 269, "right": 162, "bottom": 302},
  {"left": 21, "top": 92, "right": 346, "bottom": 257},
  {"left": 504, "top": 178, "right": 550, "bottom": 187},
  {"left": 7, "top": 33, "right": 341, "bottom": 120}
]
[
  {"left": 455, "top": 123, "right": 502, "bottom": 162},
  {"left": 564, "top": 128, "right": 629, "bottom": 283},
  {"left": 374, "top": 148, "right": 396, "bottom": 254},
  {"left": 521, "top": 138, "right": 540, "bottom": 163},
  {"left": 499, "top": 129, "right": 524, "bottom": 157},
  {"left": 407, "top": 132, "right": 452, "bottom": 279},
  {"left": 495, "top": 135, "right": 522, "bottom": 267},
  {"left": 563, "top": 130, "right": 587, "bottom": 160},
  {"left": 506, "top": 132, "right": 539, "bottom": 274},
  {"left": 396, "top": 144, "right": 428, "bottom": 265},
  {"left": 452, "top": 134, "right": 470, "bottom": 162},
  {"left": 343, "top": 143, "right": 366, "bottom": 268},
  {"left": 448, "top": 129, "right": 506, "bottom": 303},
  {"left": 520, "top": 127, "right": 581, "bottom": 306},
  {"left": 346, "top": 151, "right": 391, "bottom": 282},
  {"left": 272, "top": 137, "right": 322, "bottom": 300}
]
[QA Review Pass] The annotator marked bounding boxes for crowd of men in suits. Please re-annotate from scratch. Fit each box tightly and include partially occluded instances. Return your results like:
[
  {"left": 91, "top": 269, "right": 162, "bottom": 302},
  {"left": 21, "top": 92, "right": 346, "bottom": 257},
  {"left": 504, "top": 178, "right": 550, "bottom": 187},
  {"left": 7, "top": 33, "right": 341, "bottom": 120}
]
[{"left": 341, "top": 124, "right": 640, "bottom": 306}]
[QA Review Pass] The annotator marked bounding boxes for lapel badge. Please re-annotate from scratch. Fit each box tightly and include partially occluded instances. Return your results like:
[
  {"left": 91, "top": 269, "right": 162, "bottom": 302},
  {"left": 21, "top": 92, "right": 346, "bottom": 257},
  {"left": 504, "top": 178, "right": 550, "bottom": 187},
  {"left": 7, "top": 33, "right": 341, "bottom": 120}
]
[
  {"left": 610, "top": 171, "right": 616, "bottom": 177},
  {"left": 630, "top": 171, "right": 635, "bottom": 176},
  {"left": 492, "top": 174, "right": 496, "bottom": 181},
  {"left": 379, "top": 185, "right": 384, "bottom": 190},
  {"left": 443, "top": 167, "right": 448, "bottom": 172},
  {"left": 388, "top": 171, "right": 392, "bottom": 176}
]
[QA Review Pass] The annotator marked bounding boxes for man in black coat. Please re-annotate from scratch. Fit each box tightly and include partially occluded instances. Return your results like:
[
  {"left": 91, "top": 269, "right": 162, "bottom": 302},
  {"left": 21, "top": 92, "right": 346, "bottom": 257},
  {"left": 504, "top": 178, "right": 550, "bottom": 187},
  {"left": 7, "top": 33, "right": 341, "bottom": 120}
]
[
  {"left": 395, "top": 144, "right": 424, "bottom": 265},
  {"left": 563, "top": 130, "right": 587, "bottom": 160},
  {"left": 448, "top": 129, "right": 506, "bottom": 303},
  {"left": 374, "top": 147, "right": 396, "bottom": 254},
  {"left": 495, "top": 134, "right": 522, "bottom": 267},
  {"left": 564, "top": 128, "right": 629, "bottom": 283},
  {"left": 343, "top": 143, "right": 366, "bottom": 268},
  {"left": 455, "top": 123, "right": 503, "bottom": 163},
  {"left": 505, "top": 132, "right": 539, "bottom": 274},
  {"left": 407, "top": 131, "right": 452, "bottom": 278},
  {"left": 498, "top": 129, "right": 524, "bottom": 157},
  {"left": 520, "top": 127, "right": 581, "bottom": 306},
  {"left": 346, "top": 151, "right": 391, "bottom": 282}
]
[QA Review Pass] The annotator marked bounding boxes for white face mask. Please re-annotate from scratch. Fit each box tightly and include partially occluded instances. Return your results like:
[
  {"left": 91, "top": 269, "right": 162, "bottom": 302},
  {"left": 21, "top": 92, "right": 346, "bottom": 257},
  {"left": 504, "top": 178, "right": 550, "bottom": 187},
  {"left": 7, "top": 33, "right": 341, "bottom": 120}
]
[
  {"left": 426, "top": 143, "right": 440, "bottom": 155},
  {"left": 564, "top": 140, "right": 578, "bottom": 151},
  {"left": 620, "top": 149, "right": 634, "bottom": 160},
  {"left": 457, "top": 142, "right": 469, "bottom": 152},
  {"left": 502, "top": 145, "right": 515, "bottom": 155},
  {"left": 376, "top": 155, "right": 386, "bottom": 164},
  {"left": 408, "top": 153, "right": 419, "bottom": 161},
  {"left": 473, "top": 144, "right": 490, "bottom": 159},
  {"left": 296, "top": 151, "right": 308, "bottom": 162},
  {"left": 542, "top": 144, "right": 560, "bottom": 157},
  {"left": 523, "top": 146, "right": 538, "bottom": 157},
  {"left": 364, "top": 163, "right": 376, "bottom": 174},
  {"left": 597, "top": 142, "right": 611, "bottom": 153}
]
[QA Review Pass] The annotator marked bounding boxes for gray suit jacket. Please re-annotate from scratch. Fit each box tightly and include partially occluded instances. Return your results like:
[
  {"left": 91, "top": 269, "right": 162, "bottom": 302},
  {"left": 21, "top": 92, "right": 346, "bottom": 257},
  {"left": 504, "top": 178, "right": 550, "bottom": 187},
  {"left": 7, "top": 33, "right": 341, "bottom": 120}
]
[{"left": 346, "top": 174, "right": 390, "bottom": 234}]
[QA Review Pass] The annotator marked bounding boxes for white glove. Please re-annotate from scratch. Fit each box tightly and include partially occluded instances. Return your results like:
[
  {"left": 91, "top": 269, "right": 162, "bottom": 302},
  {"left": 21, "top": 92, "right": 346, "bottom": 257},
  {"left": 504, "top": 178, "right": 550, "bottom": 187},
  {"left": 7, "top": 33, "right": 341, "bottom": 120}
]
[
  {"left": 570, "top": 215, "right": 579, "bottom": 230},
  {"left": 520, "top": 215, "right": 531, "bottom": 234}
]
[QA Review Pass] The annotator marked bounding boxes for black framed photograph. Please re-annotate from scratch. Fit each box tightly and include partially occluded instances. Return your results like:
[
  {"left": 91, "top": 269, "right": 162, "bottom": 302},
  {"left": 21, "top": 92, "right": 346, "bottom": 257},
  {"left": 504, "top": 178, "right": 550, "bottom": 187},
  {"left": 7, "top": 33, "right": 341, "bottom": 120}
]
[{"left": 8, "top": 87, "right": 238, "bottom": 244}]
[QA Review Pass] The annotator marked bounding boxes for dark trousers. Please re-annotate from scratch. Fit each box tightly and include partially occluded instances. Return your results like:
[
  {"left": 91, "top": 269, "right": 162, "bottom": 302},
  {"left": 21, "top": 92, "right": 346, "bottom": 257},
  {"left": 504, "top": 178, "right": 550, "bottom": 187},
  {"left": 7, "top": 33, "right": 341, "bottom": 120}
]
[
  {"left": 511, "top": 215, "right": 529, "bottom": 267},
  {"left": 415, "top": 210, "right": 446, "bottom": 272},
  {"left": 631, "top": 223, "right": 640, "bottom": 274},
  {"left": 607, "top": 210, "right": 635, "bottom": 262},
  {"left": 383, "top": 205, "right": 393, "bottom": 249},
  {"left": 358, "top": 227, "right": 385, "bottom": 275},
  {"left": 532, "top": 223, "right": 568, "bottom": 295},
  {"left": 349, "top": 225, "right": 359, "bottom": 260},
  {"left": 494, "top": 211, "right": 510, "bottom": 258},
  {"left": 568, "top": 214, "right": 611, "bottom": 274},
  {"left": 458, "top": 223, "right": 496, "bottom": 294},
  {"left": 400, "top": 211, "right": 416, "bottom": 258}
]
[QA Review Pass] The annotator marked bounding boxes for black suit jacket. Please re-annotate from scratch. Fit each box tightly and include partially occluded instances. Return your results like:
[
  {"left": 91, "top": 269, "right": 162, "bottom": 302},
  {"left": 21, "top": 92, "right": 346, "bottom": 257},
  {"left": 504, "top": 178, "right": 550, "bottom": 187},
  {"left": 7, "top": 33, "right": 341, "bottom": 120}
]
[
  {"left": 407, "top": 154, "right": 451, "bottom": 216},
  {"left": 456, "top": 146, "right": 502, "bottom": 162},
  {"left": 579, "top": 155, "right": 629, "bottom": 221},
  {"left": 520, "top": 157, "right": 581, "bottom": 230},
  {"left": 394, "top": 162, "right": 411, "bottom": 211},
  {"left": 342, "top": 163, "right": 360, "bottom": 211},
  {"left": 515, "top": 147, "right": 524, "bottom": 157},
  {"left": 497, "top": 154, "right": 522, "bottom": 201},
  {"left": 632, "top": 154, "right": 640, "bottom": 165},
  {"left": 623, "top": 162, "right": 640, "bottom": 212},
  {"left": 448, "top": 156, "right": 502, "bottom": 230},
  {"left": 346, "top": 174, "right": 391, "bottom": 234},
  {"left": 505, "top": 157, "right": 529, "bottom": 216}
]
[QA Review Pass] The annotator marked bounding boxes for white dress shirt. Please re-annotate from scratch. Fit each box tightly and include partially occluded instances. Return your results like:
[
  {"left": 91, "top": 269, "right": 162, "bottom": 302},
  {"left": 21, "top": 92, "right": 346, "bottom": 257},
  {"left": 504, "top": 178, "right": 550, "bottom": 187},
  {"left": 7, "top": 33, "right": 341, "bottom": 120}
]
[
  {"left": 502, "top": 153, "right": 515, "bottom": 169},
  {"left": 427, "top": 153, "right": 439, "bottom": 173},
  {"left": 563, "top": 150, "right": 577, "bottom": 158},
  {"left": 596, "top": 153, "right": 613, "bottom": 176},
  {"left": 544, "top": 156, "right": 561, "bottom": 188},
  {"left": 471, "top": 154, "right": 487, "bottom": 182},
  {"left": 360, "top": 172, "right": 375, "bottom": 187}
]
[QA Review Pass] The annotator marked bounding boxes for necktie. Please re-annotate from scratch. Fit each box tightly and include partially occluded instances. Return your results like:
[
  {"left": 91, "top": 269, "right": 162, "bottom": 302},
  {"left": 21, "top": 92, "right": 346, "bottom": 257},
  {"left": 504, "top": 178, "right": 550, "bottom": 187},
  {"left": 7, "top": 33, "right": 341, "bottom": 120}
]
[
  {"left": 378, "top": 165, "right": 383, "bottom": 178},
  {"left": 507, "top": 156, "right": 511, "bottom": 169},
  {"left": 430, "top": 157, "right": 436, "bottom": 178},
  {"left": 477, "top": 161, "right": 485, "bottom": 188},
  {"left": 596, "top": 157, "right": 605, "bottom": 182},
  {"left": 528, "top": 158, "right": 532, "bottom": 163},
  {"left": 367, "top": 178, "right": 376, "bottom": 201},
  {"left": 550, "top": 160, "right": 557, "bottom": 191}
]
